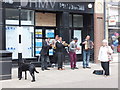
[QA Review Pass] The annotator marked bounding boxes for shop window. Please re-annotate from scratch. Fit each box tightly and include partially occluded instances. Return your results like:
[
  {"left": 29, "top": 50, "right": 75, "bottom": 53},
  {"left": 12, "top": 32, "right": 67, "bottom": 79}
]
[
  {"left": 69, "top": 14, "right": 72, "bottom": 27},
  {"left": 0, "top": 8, "right": 2, "bottom": 25},
  {"left": 36, "top": 12, "right": 56, "bottom": 26},
  {"left": 73, "top": 15, "right": 83, "bottom": 27},
  {"left": 6, "top": 26, "right": 34, "bottom": 59},
  {"left": 5, "top": 9, "right": 19, "bottom": 25},
  {"left": 21, "top": 10, "right": 34, "bottom": 25}
]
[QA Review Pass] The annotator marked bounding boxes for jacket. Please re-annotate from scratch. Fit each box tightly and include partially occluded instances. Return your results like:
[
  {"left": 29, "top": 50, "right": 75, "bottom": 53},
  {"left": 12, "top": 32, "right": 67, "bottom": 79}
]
[
  {"left": 98, "top": 46, "right": 113, "bottom": 62},
  {"left": 40, "top": 40, "right": 52, "bottom": 56}
]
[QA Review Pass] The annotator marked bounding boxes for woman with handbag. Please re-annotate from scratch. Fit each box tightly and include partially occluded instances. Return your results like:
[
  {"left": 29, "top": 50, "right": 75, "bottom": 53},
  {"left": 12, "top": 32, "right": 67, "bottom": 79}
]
[{"left": 98, "top": 39, "right": 113, "bottom": 76}]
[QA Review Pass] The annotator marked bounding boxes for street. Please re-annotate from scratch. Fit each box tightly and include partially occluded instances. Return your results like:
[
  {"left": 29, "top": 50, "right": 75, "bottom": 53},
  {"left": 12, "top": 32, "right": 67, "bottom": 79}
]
[{"left": 0, "top": 62, "right": 118, "bottom": 88}]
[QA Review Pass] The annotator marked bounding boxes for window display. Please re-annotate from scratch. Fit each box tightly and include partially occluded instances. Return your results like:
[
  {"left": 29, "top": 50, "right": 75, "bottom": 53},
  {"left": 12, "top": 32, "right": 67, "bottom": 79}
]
[{"left": 45, "top": 29, "right": 54, "bottom": 38}]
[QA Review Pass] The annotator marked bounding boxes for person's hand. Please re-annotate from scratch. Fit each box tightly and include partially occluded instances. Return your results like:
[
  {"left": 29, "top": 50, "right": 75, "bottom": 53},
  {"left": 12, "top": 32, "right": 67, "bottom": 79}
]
[
  {"left": 76, "top": 47, "right": 80, "bottom": 50},
  {"left": 62, "top": 41, "right": 66, "bottom": 45},
  {"left": 49, "top": 44, "right": 53, "bottom": 46},
  {"left": 107, "top": 51, "right": 111, "bottom": 55}
]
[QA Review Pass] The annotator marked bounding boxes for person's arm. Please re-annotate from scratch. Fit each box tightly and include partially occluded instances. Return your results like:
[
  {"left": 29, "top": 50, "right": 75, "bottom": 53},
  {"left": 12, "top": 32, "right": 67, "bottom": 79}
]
[
  {"left": 82, "top": 40, "right": 87, "bottom": 44},
  {"left": 108, "top": 46, "right": 113, "bottom": 54},
  {"left": 42, "top": 41, "right": 50, "bottom": 48}
]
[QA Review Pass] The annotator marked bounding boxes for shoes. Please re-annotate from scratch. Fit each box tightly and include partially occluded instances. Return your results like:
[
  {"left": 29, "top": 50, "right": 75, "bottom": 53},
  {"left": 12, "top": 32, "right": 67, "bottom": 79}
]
[
  {"left": 74, "top": 67, "right": 79, "bottom": 69},
  {"left": 45, "top": 68, "right": 50, "bottom": 70},
  {"left": 83, "top": 67, "right": 86, "bottom": 69},
  {"left": 61, "top": 68, "right": 65, "bottom": 70},
  {"left": 41, "top": 68, "right": 44, "bottom": 71},
  {"left": 71, "top": 68, "right": 74, "bottom": 70},
  {"left": 86, "top": 67, "right": 91, "bottom": 69},
  {"left": 58, "top": 68, "right": 65, "bottom": 70},
  {"left": 42, "top": 68, "right": 50, "bottom": 71},
  {"left": 58, "top": 68, "right": 62, "bottom": 70}
]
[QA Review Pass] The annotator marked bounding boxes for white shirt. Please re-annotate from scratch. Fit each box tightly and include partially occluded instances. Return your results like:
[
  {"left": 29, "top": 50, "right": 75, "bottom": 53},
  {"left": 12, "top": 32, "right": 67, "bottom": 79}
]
[{"left": 98, "top": 46, "right": 113, "bottom": 62}]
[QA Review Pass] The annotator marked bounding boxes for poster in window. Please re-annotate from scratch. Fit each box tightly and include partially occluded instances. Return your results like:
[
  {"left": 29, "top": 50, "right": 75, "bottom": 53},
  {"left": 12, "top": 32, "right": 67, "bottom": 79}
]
[
  {"left": 45, "top": 29, "right": 54, "bottom": 38},
  {"left": 49, "top": 49, "right": 53, "bottom": 56},
  {"left": 35, "top": 29, "right": 42, "bottom": 37},
  {"left": 35, "top": 39, "right": 42, "bottom": 47},
  {"left": 36, "top": 48, "right": 41, "bottom": 56}
]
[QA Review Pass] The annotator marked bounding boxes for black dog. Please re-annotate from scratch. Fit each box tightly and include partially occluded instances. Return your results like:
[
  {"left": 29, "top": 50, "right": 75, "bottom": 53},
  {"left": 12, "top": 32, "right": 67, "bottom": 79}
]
[{"left": 18, "top": 62, "right": 39, "bottom": 82}]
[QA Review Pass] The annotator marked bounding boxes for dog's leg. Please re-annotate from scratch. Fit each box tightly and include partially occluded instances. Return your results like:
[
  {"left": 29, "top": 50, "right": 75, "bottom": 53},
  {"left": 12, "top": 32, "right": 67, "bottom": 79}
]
[
  {"left": 19, "top": 71, "right": 22, "bottom": 80},
  {"left": 30, "top": 71, "right": 35, "bottom": 82},
  {"left": 25, "top": 71, "right": 27, "bottom": 80}
]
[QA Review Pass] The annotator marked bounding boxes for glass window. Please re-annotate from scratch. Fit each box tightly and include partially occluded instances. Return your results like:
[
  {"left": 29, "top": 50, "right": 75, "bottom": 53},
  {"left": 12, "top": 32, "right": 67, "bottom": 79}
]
[
  {"left": 21, "top": 10, "right": 34, "bottom": 25},
  {"left": 69, "top": 14, "right": 72, "bottom": 27},
  {"left": 0, "top": 8, "right": 2, "bottom": 25},
  {"left": 36, "top": 13, "right": 56, "bottom": 26},
  {"left": 5, "top": 9, "right": 19, "bottom": 25},
  {"left": 73, "top": 15, "right": 83, "bottom": 27},
  {"left": 6, "top": 26, "right": 34, "bottom": 59}
]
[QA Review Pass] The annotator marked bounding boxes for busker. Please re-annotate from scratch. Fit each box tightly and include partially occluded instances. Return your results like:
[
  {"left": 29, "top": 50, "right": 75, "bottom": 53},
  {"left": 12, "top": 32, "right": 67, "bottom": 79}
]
[
  {"left": 40, "top": 38, "right": 52, "bottom": 71},
  {"left": 56, "top": 37, "right": 66, "bottom": 70},
  {"left": 69, "top": 38, "right": 80, "bottom": 70},
  {"left": 51, "top": 35, "right": 59, "bottom": 66},
  {"left": 80, "top": 35, "right": 94, "bottom": 69}
]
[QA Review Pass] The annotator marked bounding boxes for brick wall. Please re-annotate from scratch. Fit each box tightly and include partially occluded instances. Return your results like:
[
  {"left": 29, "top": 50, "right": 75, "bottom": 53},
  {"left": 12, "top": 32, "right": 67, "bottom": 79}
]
[{"left": 94, "top": 13, "right": 104, "bottom": 63}]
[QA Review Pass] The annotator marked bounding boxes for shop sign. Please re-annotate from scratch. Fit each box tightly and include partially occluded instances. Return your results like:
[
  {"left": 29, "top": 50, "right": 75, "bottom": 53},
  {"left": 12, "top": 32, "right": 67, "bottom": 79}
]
[{"left": 59, "top": 3, "right": 85, "bottom": 11}]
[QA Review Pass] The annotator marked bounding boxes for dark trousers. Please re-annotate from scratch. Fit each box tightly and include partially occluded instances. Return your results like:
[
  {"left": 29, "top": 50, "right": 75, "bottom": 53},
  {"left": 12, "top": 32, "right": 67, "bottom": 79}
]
[
  {"left": 57, "top": 52, "right": 64, "bottom": 69},
  {"left": 41, "top": 55, "right": 49, "bottom": 69},
  {"left": 53, "top": 51, "right": 57, "bottom": 64},
  {"left": 101, "top": 62, "right": 110, "bottom": 75},
  {"left": 69, "top": 52, "right": 77, "bottom": 68}
]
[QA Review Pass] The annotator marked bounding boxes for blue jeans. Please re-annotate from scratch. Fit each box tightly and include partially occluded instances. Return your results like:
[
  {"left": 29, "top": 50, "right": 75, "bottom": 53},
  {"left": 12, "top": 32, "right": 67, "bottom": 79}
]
[{"left": 83, "top": 50, "right": 90, "bottom": 68}]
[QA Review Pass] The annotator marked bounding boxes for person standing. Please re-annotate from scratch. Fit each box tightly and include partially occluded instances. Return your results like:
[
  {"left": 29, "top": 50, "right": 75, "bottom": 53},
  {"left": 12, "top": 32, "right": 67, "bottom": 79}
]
[
  {"left": 69, "top": 38, "right": 80, "bottom": 70},
  {"left": 81, "top": 35, "right": 94, "bottom": 69},
  {"left": 40, "top": 38, "right": 52, "bottom": 71},
  {"left": 56, "top": 37, "right": 66, "bottom": 70},
  {"left": 52, "top": 35, "right": 59, "bottom": 65},
  {"left": 98, "top": 39, "right": 113, "bottom": 76}
]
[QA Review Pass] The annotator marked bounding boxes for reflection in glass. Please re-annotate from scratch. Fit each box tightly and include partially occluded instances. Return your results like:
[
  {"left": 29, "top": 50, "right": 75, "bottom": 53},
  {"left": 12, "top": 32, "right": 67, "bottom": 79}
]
[
  {"left": 73, "top": 15, "right": 83, "bottom": 27},
  {"left": 21, "top": 10, "right": 34, "bottom": 25},
  {"left": 5, "top": 9, "right": 19, "bottom": 25}
]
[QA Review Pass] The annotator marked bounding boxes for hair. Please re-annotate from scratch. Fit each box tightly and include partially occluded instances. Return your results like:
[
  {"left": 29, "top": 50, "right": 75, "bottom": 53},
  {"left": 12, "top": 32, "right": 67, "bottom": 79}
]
[
  {"left": 102, "top": 39, "right": 108, "bottom": 45},
  {"left": 73, "top": 37, "right": 78, "bottom": 40}
]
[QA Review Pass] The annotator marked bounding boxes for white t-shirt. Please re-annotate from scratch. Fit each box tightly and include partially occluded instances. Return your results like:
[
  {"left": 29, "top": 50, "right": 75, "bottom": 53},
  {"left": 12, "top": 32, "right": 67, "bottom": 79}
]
[{"left": 98, "top": 46, "right": 113, "bottom": 62}]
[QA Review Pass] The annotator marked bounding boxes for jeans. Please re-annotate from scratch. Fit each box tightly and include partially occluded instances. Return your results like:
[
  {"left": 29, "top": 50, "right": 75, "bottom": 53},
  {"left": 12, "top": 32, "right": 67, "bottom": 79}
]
[
  {"left": 69, "top": 52, "right": 77, "bottom": 68},
  {"left": 83, "top": 50, "right": 90, "bottom": 68}
]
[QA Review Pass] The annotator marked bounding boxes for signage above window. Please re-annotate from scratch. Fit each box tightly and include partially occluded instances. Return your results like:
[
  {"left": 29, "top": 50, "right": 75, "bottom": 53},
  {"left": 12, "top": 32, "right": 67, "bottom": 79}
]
[
  {"left": 3, "top": 1, "right": 94, "bottom": 13},
  {"left": 59, "top": 3, "right": 85, "bottom": 11}
]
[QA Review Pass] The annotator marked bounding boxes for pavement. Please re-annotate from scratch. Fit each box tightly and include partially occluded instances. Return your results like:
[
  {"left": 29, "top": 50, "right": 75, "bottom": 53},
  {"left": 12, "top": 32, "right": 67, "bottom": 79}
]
[{"left": 0, "top": 61, "right": 119, "bottom": 88}]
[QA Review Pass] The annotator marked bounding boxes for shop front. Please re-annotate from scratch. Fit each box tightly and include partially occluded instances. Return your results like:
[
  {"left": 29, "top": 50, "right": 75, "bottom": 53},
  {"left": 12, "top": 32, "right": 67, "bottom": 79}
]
[{"left": 2, "top": 1, "right": 94, "bottom": 62}]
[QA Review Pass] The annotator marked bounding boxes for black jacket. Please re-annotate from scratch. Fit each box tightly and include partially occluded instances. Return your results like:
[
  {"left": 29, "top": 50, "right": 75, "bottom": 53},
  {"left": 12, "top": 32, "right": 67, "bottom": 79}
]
[
  {"left": 40, "top": 40, "right": 52, "bottom": 56},
  {"left": 56, "top": 41, "right": 65, "bottom": 53}
]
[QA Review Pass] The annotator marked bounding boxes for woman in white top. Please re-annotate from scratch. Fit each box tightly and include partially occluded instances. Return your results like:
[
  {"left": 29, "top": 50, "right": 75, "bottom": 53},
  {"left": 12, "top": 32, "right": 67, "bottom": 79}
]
[{"left": 98, "top": 39, "right": 113, "bottom": 76}]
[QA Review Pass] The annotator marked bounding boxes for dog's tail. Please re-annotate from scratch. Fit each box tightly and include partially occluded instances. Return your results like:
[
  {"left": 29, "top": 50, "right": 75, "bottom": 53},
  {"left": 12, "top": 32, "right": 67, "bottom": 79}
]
[{"left": 35, "top": 69, "right": 39, "bottom": 73}]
